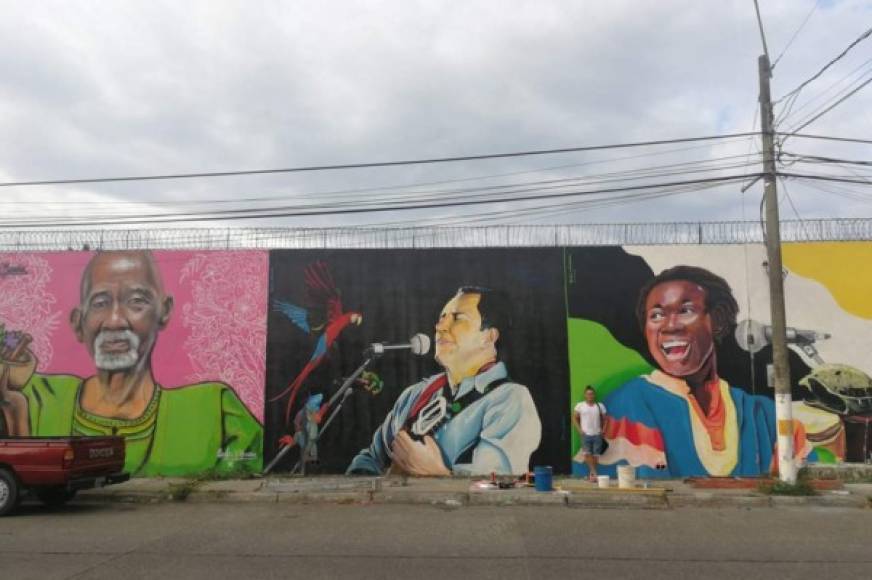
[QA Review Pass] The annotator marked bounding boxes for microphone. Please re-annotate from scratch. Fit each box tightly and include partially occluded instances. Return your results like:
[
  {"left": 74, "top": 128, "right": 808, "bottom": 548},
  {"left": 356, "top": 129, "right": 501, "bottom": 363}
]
[
  {"left": 368, "top": 333, "right": 431, "bottom": 356},
  {"left": 735, "top": 319, "right": 831, "bottom": 354}
]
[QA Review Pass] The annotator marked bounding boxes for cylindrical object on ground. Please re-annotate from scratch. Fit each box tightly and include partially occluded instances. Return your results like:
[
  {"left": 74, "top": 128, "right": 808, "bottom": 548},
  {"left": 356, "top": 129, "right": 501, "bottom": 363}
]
[
  {"left": 617, "top": 465, "right": 636, "bottom": 489},
  {"left": 597, "top": 475, "right": 610, "bottom": 489},
  {"left": 533, "top": 466, "right": 553, "bottom": 492}
]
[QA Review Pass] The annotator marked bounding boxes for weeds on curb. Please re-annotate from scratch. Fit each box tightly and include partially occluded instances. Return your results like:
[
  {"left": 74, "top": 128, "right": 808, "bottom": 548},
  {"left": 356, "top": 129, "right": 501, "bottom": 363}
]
[
  {"left": 758, "top": 476, "right": 818, "bottom": 496},
  {"left": 167, "top": 466, "right": 259, "bottom": 501},
  {"left": 168, "top": 480, "right": 200, "bottom": 501}
]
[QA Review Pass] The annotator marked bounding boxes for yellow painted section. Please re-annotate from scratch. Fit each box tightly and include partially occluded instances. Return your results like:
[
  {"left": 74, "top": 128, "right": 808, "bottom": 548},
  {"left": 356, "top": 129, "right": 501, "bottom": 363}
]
[
  {"left": 777, "top": 419, "right": 794, "bottom": 437},
  {"left": 782, "top": 242, "right": 872, "bottom": 319}
]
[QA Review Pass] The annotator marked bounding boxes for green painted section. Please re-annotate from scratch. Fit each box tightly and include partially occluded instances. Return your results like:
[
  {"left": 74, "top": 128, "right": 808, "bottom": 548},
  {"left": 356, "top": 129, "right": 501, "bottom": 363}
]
[{"left": 566, "top": 318, "right": 653, "bottom": 455}]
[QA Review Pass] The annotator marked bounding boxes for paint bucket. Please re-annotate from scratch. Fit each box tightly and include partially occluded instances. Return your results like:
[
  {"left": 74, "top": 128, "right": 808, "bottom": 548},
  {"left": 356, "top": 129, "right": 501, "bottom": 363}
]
[
  {"left": 617, "top": 465, "right": 636, "bottom": 489},
  {"left": 534, "top": 466, "right": 553, "bottom": 492},
  {"left": 597, "top": 475, "right": 610, "bottom": 489}
]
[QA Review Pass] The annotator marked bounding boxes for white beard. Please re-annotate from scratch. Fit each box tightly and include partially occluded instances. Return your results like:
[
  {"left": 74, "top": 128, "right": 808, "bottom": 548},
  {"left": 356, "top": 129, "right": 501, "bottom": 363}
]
[{"left": 93, "top": 330, "right": 142, "bottom": 371}]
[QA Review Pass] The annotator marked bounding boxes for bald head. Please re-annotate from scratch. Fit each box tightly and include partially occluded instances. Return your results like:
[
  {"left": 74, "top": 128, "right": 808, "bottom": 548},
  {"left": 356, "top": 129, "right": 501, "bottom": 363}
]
[{"left": 80, "top": 251, "right": 166, "bottom": 307}]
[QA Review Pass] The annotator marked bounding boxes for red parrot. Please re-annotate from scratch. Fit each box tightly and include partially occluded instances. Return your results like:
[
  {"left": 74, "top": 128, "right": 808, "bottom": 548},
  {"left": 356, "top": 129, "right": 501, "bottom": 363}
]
[{"left": 271, "top": 261, "right": 362, "bottom": 424}]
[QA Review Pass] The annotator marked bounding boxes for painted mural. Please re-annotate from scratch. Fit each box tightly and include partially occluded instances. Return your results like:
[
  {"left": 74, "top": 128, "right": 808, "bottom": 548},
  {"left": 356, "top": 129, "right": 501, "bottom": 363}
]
[
  {"left": 2, "top": 242, "right": 870, "bottom": 479},
  {"left": 567, "top": 244, "right": 871, "bottom": 479},
  {"left": 265, "top": 249, "right": 570, "bottom": 476},
  {"left": 0, "top": 250, "right": 267, "bottom": 476}
]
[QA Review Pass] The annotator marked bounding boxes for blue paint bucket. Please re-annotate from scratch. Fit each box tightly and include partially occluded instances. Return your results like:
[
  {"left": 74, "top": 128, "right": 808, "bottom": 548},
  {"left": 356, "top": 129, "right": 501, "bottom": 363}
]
[{"left": 534, "top": 466, "right": 553, "bottom": 492}]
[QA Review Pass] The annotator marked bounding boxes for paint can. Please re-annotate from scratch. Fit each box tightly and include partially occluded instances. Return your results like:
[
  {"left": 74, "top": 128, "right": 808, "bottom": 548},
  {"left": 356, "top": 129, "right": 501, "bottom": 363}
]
[
  {"left": 533, "top": 466, "right": 553, "bottom": 492},
  {"left": 597, "top": 475, "right": 610, "bottom": 489},
  {"left": 617, "top": 465, "right": 636, "bottom": 489}
]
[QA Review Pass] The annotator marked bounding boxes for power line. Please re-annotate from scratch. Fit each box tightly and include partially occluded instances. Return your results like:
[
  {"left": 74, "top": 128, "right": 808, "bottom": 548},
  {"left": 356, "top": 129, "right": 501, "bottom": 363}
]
[
  {"left": 780, "top": 133, "right": 872, "bottom": 145},
  {"left": 0, "top": 137, "right": 757, "bottom": 207},
  {"left": 0, "top": 158, "right": 761, "bottom": 226},
  {"left": 0, "top": 133, "right": 758, "bottom": 189},
  {"left": 782, "top": 75, "right": 872, "bottom": 136},
  {"left": 0, "top": 174, "right": 757, "bottom": 228},
  {"left": 775, "top": 56, "right": 872, "bottom": 127},
  {"left": 776, "top": 25, "right": 872, "bottom": 102},
  {"left": 0, "top": 153, "right": 758, "bottom": 210},
  {"left": 780, "top": 152, "right": 872, "bottom": 167},
  {"left": 0, "top": 159, "right": 762, "bottom": 225},
  {"left": 780, "top": 172, "right": 872, "bottom": 186},
  {"left": 771, "top": 0, "right": 821, "bottom": 70},
  {"left": 777, "top": 176, "right": 812, "bottom": 239}
]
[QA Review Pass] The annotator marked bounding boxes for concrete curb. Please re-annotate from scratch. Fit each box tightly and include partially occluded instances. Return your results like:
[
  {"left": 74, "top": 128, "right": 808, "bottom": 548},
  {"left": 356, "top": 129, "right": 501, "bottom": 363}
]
[{"left": 75, "top": 479, "right": 872, "bottom": 510}]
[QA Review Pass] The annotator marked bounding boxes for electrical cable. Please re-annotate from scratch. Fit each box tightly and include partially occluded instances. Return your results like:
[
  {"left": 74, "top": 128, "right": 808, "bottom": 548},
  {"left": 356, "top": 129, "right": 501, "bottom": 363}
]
[
  {"left": 0, "top": 133, "right": 759, "bottom": 189},
  {"left": 0, "top": 157, "right": 762, "bottom": 223},
  {"left": 0, "top": 136, "right": 758, "bottom": 208},
  {"left": 775, "top": 56, "right": 872, "bottom": 127},
  {"left": 0, "top": 173, "right": 757, "bottom": 228},
  {"left": 781, "top": 75, "right": 872, "bottom": 136},
  {"left": 780, "top": 152, "right": 872, "bottom": 167},
  {"left": 776, "top": 25, "right": 872, "bottom": 102},
  {"left": 771, "top": 1, "right": 821, "bottom": 70},
  {"left": 777, "top": 133, "right": 872, "bottom": 145}
]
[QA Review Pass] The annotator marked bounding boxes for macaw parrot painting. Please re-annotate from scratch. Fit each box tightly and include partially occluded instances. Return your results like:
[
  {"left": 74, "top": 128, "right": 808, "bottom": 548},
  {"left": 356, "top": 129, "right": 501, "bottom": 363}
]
[{"left": 271, "top": 261, "right": 362, "bottom": 424}]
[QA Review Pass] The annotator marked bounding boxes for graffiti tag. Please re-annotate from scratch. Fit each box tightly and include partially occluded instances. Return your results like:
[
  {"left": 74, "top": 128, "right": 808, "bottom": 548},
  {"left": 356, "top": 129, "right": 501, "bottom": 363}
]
[{"left": 0, "top": 263, "right": 28, "bottom": 278}]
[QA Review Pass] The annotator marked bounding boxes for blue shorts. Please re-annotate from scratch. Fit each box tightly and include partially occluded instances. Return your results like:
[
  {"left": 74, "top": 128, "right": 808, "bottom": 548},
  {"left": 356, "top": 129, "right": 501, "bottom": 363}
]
[{"left": 582, "top": 434, "right": 604, "bottom": 456}]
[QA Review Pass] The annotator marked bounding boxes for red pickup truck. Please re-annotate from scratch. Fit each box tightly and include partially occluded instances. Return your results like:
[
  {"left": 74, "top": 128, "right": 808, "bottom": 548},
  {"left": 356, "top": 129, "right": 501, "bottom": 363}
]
[{"left": 0, "top": 436, "right": 129, "bottom": 516}]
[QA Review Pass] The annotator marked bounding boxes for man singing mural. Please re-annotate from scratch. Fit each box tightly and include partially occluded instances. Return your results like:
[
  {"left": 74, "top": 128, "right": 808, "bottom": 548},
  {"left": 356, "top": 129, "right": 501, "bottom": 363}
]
[
  {"left": 0, "top": 251, "right": 263, "bottom": 476},
  {"left": 348, "top": 286, "right": 541, "bottom": 476},
  {"left": 598, "top": 266, "right": 809, "bottom": 478}
]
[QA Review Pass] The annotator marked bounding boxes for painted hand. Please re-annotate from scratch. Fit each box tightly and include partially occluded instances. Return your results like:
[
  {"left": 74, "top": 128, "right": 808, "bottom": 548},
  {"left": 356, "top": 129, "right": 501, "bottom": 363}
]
[
  {"left": 0, "top": 364, "right": 30, "bottom": 436},
  {"left": 390, "top": 431, "right": 451, "bottom": 477}
]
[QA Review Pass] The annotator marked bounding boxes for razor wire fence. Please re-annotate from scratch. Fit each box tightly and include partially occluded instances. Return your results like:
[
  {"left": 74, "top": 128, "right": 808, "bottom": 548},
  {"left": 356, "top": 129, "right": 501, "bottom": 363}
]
[{"left": 1, "top": 219, "right": 872, "bottom": 251}]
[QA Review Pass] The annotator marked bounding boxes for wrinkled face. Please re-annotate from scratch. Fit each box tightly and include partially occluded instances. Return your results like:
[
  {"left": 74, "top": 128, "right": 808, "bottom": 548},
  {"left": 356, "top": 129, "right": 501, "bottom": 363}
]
[
  {"left": 72, "top": 253, "right": 171, "bottom": 372},
  {"left": 434, "top": 292, "right": 495, "bottom": 370},
  {"left": 644, "top": 280, "right": 714, "bottom": 378}
]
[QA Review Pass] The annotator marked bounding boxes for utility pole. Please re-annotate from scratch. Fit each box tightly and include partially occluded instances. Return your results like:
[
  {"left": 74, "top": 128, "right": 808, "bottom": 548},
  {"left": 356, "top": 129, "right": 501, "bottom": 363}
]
[{"left": 758, "top": 54, "right": 796, "bottom": 484}]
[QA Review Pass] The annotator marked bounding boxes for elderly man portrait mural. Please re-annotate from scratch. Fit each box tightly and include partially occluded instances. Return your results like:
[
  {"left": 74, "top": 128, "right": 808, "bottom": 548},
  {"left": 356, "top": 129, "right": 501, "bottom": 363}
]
[
  {"left": 0, "top": 250, "right": 265, "bottom": 476},
  {"left": 348, "top": 286, "right": 541, "bottom": 476}
]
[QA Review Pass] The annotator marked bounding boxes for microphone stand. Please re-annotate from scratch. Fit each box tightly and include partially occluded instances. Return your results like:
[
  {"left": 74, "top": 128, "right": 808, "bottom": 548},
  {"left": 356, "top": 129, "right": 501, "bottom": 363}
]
[{"left": 263, "top": 352, "right": 376, "bottom": 476}]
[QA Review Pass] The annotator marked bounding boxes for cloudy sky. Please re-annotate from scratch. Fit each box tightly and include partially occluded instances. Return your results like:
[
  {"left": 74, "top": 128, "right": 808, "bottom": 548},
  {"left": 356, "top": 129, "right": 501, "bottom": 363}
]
[{"left": 0, "top": 0, "right": 870, "bottom": 230}]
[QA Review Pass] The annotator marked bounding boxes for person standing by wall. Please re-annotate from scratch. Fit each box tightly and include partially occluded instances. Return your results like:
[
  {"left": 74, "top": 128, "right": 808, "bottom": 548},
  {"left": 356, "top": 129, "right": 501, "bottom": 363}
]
[{"left": 573, "top": 385, "right": 608, "bottom": 481}]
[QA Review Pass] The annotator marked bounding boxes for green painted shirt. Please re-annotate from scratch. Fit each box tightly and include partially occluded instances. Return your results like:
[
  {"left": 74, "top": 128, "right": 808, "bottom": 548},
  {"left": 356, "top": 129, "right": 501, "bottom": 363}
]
[{"left": 22, "top": 375, "right": 263, "bottom": 477}]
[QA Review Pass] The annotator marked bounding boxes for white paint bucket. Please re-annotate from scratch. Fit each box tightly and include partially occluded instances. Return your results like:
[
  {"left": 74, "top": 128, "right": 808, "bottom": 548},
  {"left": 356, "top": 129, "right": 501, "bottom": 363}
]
[
  {"left": 617, "top": 465, "right": 636, "bottom": 489},
  {"left": 597, "top": 475, "right": 610, "bottom": 489}
]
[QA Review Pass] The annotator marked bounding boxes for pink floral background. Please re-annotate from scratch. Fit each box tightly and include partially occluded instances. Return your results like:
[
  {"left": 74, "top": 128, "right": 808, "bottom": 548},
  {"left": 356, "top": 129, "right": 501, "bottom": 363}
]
[{"left": 0, "top": 251, "right": 267, "bottom": 422}]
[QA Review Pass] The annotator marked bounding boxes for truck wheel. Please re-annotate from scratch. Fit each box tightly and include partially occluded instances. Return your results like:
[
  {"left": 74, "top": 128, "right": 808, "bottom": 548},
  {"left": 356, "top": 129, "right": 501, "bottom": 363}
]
[
  {"left": 0, "top": 468, "right": 20, "bottom": 516},
  {"left": 36, "top": 487, "right": 77, "bottom": 508}
]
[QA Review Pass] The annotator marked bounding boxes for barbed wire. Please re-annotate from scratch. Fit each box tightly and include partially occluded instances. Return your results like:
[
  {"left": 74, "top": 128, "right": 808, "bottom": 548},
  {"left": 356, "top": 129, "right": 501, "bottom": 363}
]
[{"left": 1, "top": 219, "right": 872, "bottom": 251}]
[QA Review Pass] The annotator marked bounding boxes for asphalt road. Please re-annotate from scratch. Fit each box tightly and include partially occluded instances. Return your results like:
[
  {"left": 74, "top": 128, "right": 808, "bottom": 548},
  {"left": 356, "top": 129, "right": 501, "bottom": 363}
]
[{"left": 1, "top": 501, "right": 870, "bottom": 579}]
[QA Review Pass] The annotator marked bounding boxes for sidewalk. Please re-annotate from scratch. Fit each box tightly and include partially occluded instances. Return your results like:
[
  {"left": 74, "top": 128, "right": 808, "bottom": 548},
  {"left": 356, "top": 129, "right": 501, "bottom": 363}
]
[{"left": 78, "top": 473, "right": 872, "bottom": 510}]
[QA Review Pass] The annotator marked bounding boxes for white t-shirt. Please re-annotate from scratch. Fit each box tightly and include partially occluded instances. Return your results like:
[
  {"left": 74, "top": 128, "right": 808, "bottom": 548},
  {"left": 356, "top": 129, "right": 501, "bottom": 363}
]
[{"left": 575, "top": 401, "right": 606, "bottom": 436}]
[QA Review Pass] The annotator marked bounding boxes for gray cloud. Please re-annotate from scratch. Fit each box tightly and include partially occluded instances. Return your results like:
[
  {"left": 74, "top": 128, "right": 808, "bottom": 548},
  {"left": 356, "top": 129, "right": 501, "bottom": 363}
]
[{"left": 0, "top": 0, "right": 869, "bottom": 229}]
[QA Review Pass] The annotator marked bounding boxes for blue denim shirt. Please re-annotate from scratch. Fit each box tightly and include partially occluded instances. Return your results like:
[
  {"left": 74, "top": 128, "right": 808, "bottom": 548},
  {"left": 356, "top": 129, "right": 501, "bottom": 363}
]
[{"left": 347, "top": 362, "right": 541, "bottom": 475}]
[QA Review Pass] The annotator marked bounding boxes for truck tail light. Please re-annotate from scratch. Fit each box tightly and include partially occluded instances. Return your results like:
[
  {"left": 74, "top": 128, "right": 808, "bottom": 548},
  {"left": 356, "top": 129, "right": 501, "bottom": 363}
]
[{"left": 63, "top": 448, "right": 75, "bottom": 468}]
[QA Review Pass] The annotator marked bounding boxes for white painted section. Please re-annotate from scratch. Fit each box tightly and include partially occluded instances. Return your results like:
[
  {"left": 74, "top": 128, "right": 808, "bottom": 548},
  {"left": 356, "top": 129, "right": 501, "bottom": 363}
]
[{"left": 775, "top": 393, "right": 797, "bottom": 484}]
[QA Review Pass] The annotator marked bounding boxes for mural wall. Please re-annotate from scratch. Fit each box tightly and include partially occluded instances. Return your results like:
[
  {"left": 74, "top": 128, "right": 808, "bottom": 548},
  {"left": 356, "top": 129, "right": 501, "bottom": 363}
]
[
  {"left": 2, "top": 243, "right": 870, "bottom": 478},
  {"left": 0, "top": 250, "right": 267, "bottom": 477},
  {"left": 568, "top": 244, "right": 872, "bottom": 478},
  {"left": 264, "top": 249, "right": 571, "bottom": 475}
]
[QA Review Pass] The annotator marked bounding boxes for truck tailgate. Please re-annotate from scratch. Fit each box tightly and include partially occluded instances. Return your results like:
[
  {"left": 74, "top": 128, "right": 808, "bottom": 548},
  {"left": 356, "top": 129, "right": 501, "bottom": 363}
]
[{"left": 69, "top": 437, "right": 126, "bottom": 478}]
